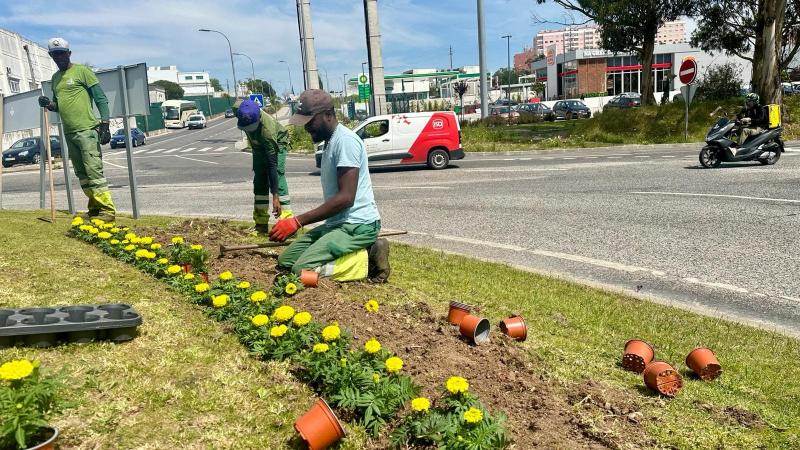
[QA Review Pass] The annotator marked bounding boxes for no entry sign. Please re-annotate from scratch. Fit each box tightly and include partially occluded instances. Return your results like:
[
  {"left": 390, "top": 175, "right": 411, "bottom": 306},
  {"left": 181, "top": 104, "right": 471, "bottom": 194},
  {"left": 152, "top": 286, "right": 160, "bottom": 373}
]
[{"left": 679, "top": 57, "right": 698, "bottom": 85}]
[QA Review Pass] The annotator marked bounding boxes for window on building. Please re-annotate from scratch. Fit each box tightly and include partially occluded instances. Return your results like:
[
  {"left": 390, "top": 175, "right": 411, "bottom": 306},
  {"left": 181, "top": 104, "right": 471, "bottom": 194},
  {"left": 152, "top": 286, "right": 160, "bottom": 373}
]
[
  {"left": 9, "top": 77, "right": 20, "bottom": 93},
  {"left": 184, "top": 75, "right": 193, "bottom": 80},
  {"left": 196, "top": 75, "right": 204, "bottom": 80}
]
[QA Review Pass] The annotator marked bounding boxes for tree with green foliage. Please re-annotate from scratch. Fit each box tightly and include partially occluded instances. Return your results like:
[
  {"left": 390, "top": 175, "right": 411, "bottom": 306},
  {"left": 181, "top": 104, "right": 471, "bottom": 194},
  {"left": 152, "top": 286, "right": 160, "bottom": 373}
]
[
  {"left": 697, "top": 63, "right": 744, "bottom": 100},
  {"left": 210, "top": 78, "right": 223, "bottom": 92},
  {"left": 244, "top": 79, "right": 277, "bottom": 97},
  {"left": 493, "top": 68, "right": 520, "bottom": 86},
  {"left": 151, "top": 80, "right": 184, "bottom": 100},
  {"left": 535, "top": 0, "right": 695, "bottom": 106}
]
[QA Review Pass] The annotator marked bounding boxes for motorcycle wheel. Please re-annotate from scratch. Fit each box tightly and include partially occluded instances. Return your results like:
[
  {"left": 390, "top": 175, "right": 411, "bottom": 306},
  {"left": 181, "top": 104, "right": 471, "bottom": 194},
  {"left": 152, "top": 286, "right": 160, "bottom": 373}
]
[
  {"left": 759, "top": 139, "right": 783, "bottom": 165},
  {"left": 699, "top": 146, "right": 722, "bottom": 168}
]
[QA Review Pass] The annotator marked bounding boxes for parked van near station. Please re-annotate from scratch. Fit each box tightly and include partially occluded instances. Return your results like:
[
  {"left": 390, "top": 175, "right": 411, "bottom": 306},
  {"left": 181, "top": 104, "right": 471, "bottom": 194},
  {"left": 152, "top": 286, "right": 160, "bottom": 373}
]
[{"left": 315, "top": 111, "right": 464, "bottom": 170}]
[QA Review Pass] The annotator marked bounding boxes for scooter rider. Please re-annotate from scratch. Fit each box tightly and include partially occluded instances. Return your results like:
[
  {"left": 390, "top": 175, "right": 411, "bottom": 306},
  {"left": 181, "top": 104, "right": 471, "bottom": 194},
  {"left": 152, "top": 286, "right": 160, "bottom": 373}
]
[{"left": 733, "top": 93, "right": 768, "bottom": 155}]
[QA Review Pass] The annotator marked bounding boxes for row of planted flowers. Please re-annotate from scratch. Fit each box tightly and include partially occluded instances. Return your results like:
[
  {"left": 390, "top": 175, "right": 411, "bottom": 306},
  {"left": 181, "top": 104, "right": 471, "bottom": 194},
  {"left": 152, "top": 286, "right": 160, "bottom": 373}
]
[{"left": 66, "top": 217, "right": 510, "bottom": 449}]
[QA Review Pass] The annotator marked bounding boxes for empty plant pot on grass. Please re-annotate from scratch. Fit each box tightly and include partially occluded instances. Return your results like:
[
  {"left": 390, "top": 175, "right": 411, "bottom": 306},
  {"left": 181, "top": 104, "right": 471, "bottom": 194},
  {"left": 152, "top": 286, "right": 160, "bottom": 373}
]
[
  {"left": 643, "top": 361, "right": 683, "bottom": 397},
  {"left": 294, "top": 398, "right": 345, "bottom": 450},
  {"left": 23, "top": 426, "right": 59, "bottom": 450},
  {"left": 448, "top": 301, "right": 472, "bottom": 325},
  {"left": 622, "top": 339, "right": 655, "bottom": 373},
  {"left": 181, "top": 264, "right": 192, "bottom": 274},
  {"left": 300, "top": 269, "right": 319, "bottom": 288},
  {"left": 686, "top": 347, "right": 722, "bottom": 381},
  {"left": 200, "top": 272, "right": 209, "bottom": 283},
  {"left": 499, "top": 315, "right": 527, "bottom": 342},
  {"left": 459, "top": 314, "right": 490, "bottom": 345}
]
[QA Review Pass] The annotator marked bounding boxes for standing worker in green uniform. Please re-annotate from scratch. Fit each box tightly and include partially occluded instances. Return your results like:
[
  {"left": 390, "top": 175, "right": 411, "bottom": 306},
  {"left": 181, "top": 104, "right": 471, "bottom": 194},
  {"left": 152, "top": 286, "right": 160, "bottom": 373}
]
[
  {"left": 235, "top": 99, "right": 292, "bottom": 232},
  {"left": 38, "top": 38, "right": 115, "bottom": 221}
]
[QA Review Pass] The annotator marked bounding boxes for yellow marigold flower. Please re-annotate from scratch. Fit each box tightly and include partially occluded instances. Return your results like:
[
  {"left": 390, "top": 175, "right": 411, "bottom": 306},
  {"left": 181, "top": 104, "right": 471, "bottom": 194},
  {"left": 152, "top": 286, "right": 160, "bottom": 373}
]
[
  {"left": 191, "top": 244, "right": 203, "bottom": 250},
  {"left": 250, "top": 291, "right": 267, "bottom": 303},
  {"left": 385, "top": 356, "right": 404, "bottom": 373},
  {"left": 212, "top": 294, "right": 229, "bottom": 308},
  {"left": 219, "top": 271, "right": 233, "bottom": 281},
  {"left": 184, "top": 273, "right": 195, "bottom": 280},
  {"left": 97, "top": 231, "right": 112, "bottom": 240},
  {"left": 158, "top": 258, "right": 169, "bottom": 265},
  {"left": 236, "top": 281, "right": 251, "bottom": 289},
  {"left": 322, "top": 324, "right": 341, "bottom": 342},
  {"left": 111, "top": 227, "right": 120, "bottom": 233},
  {"left": 71, "top": 217, "right": 84, "bottom": 226},
  {"left": 251, "top": 314, "right": 269, "bottom": 327},
  {"left": 124, "top": 232, "right": 136, "bottom": 240},
  {"left": 364, "top": 338, "right": 381, "bottom": 354},
  {"left": 463, "top": 407, "right": 483, "bottom": 424},
  {"left": 270, "top": 324, "right": 288, "bottom": 338},
  {"left": 135, "top": 249, "right": 149, "bottom": 259},
  {"left": 364, "top": 299, "right": 379, "bottom": 313},
  {"left": 194, "top": 283, "right": 210, "bottom": 293},
  {"left": 129, "top": 236, "right": 141, "bottom": 244},
  {"left": 122, "top": 227, "right": 129, "bottom": 231},
  {"left": 293, "top": 311, "right": 312, "bottom": 327},
  {"left": 285, "top": 283, "right": 298, "bottom": 295},
  {"left": 0, "top": 359, "right": 34, "bottom": 380},
  {"left": 313, "top": 343, "right": 329, "bottom": 353},
  {"left": 110, "top": 239, "right": 120, "bottom": 245},
  {"left": 91, "top": 218, "right": 104, "bottom": 226},
  {"left": 78, "top": 224, "right": 90, "bottom": 231},
  {"left": 124, "top": 245, "right": 136, "bottom": 252},
  {"left": 140, "top": 237, "right": 153, "bottom": 245},
  {"left": 171, "top": 236, "right": 184, "bottom": 245},
  {"left": 151, "top": 243, "right": 162, "bottom": 250},
  {"left": 340, "top": 358, "right": 347, "bottom": 367},
  {"left": 88, "top": 227, "right": 99, "bottom": 235},
  {"left": 167, "top": 265, "right": 182, "bottom": 274},
  {"left": 101, "top": 223, "right": 115, "bottom": 229},
  {"left": 272, "top": 305, "right": 295, "bottom": 322},
  {"left": 446, "top": 376, "right": 469, "bottom": 394},
  {"left": 373, "top": 373, "right": 380, "bottom": 383},
  {"left": 121, "top": 240, "right": 129, "bottom": 244},
  {"left": 411, "top": 397, "right": 431, "bottom": 413}
]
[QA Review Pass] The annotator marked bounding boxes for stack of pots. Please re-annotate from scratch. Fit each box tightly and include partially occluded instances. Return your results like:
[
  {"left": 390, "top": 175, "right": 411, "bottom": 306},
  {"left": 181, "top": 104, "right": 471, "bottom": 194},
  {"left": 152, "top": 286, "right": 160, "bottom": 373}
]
[{"left": 447, "top": 302, "right": 528, "bottom": 345}]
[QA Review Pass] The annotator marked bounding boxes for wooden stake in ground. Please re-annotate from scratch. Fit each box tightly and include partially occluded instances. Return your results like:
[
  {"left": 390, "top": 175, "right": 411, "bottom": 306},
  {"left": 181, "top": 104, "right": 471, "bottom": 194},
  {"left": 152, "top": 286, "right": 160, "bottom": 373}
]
[{"left": 42, "top": 108, "right": 56, "bottom": 223}]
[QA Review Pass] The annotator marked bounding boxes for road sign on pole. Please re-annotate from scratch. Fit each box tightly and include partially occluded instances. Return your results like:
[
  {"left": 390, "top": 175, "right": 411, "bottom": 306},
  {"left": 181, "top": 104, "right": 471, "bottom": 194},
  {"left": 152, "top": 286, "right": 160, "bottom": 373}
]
[
  {"left": 678, "top": 57, "right": 699, "bottom": 141},
  {"left": 358, "top": 73, "right": 371, "bottom": 101},
  {"left": 679, "top": 57, "right": 698, "bottom": 85},
  {"left": 249, "top": 94, "right": 265, "bottom": 107}
]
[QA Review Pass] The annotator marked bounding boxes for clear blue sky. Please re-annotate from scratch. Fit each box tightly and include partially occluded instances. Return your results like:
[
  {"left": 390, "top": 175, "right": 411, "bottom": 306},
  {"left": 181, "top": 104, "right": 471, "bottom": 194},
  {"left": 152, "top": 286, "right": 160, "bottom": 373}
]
[{"left": 1, "top": 0, "right": 580, "bottom": 94}]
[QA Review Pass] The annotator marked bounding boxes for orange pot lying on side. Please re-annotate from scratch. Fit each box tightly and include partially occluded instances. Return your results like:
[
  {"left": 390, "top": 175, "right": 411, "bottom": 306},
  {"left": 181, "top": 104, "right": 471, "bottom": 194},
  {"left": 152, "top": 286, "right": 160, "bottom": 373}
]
[
  {"left": 294, "top": 398, "right": 345, "bottom": 450},
  {"left": 499, "top": 315, "right": 527, "bottom": 342},
  {"left": 685, "top": 347, "right": 722, "bottom": 381},
  {"left": 622, "top": 339, "right": 655, "bottom": 373},
  {"left": 643, "top": 361, "right": 683, "bottom": 397},
  {"left": 459, "top": 314, "right": 491, "bottom": 345},
  {"left": 447, "top": 301, "right": 471, "bottom": 325},
  {"left": 300, "top": 269, "right": 319, "bottom": 288}
]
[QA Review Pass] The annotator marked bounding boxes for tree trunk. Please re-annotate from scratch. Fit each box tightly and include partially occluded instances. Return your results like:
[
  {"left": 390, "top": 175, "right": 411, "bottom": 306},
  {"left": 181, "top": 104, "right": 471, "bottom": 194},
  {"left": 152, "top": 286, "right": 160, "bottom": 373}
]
[
  {"left": 752, "top": 0, "right": 786, "bottom": 105},
  {"left": 640, "top": 34, "right": 657, "bottom": 106}
]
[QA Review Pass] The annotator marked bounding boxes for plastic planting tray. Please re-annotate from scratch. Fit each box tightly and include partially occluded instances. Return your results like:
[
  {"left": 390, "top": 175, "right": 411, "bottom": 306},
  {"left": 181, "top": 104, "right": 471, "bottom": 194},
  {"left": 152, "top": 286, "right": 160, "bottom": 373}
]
[{"left": 0, "top": 304, "right": 142, "bottom": 348}]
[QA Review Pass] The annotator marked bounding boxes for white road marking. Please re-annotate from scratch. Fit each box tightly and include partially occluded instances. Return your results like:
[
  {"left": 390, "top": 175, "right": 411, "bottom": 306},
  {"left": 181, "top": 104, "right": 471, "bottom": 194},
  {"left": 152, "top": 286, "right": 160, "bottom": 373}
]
[
  {"left": 133, "top": 149, "right": 148, "bottom": 154},
  {"left": 375, "top": 185, "right": 453, "bottom": 190},
  {"left": 213, "top": 146, "right": 227, "bottom": 152},
  {"left": 634, "top": 155, "right": 650, "bottom": 158},
  {"left": 682, "top": 278, "right": 749, "bottom": 294},
  {"left": 780, "top": 295, "right": 800, "bottom": 303},
  {"left": 528, "top": 249, "right": 647, "bottom": 273},
  {"left": 103, "top": 160, "right": 127, "bottom": 169},
  {"left": 563, "top": 157, "right": 577, "bottom": 160},
  {"left": 174, "top": 155, "right": 219, "bottom": 165},
  {"left": 465, "top": 167, "right": 569, "bottom": 173},
  {"left": 197, "top": 147, "right": 212, "bottom": 152},
  {"left": 607, "top": 156, "right": 622, "bottom": 159},
  {"left": 147, "top": 149, "right": 165, "bottom": 154},
  {"left": 162, "top": 148, "right": 179, "bottom": 153},
  {"left": 661, "top": 155, "right": 676, "bottom": 158},
  {"left": 428, "top": 233, "right": 527, "bottom": 252},
  {"left": 180, "top": 147, "right": 196, "bottom": 153},
  {"left": 631, "top": 191, "right": 800, "bottom": 204}
]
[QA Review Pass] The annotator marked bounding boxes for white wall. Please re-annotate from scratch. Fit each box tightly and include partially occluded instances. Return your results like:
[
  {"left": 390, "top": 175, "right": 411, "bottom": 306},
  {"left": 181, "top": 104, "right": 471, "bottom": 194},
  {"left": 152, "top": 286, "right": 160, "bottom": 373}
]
[{"left": 0, "top": 28, "right": 58, "bottom": 96}]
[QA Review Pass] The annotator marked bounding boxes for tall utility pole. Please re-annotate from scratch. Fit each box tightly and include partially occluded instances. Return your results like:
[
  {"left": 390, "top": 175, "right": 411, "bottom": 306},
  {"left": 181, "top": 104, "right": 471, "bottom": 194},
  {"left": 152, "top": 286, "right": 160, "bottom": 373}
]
[
  {"left": 363, "top": 0, "right": 387, "bottom": 116},
  {"left": 343, "top": 73, "right": 348, "bottom": 98},
  {"left": 233, "top": 52, "right": 256, "bottom": 94},
  {"left": 449, "top": 45, "right": 453, "bottom": 71},
  {"left": 297, "top": 0, "right": 320, "bottom": 90},
  {"left": 502, "top": 35, "right": 512, "bottom": 102},
  {"left": 279, "top": 60, "right": 295, "bottom": 95},
  {"left": 477, "top": 0, "right": 489, "bottom": 118}
]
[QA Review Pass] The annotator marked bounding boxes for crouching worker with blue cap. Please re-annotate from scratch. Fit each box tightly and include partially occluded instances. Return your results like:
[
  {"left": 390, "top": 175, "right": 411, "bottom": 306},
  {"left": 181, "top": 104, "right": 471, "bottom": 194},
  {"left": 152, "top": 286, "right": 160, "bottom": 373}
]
[
  {"left": 236, "top": 99, "right": 293, "bottom": 233},
  {"left": 269, "top": 89, "right": 390, "bottom": 283}
]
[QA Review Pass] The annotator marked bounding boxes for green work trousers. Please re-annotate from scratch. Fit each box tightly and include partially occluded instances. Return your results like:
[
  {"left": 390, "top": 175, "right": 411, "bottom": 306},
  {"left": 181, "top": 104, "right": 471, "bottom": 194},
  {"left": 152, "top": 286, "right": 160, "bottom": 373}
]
[
  {"left": 277, "top": 221, "right": 381, "bottom": 274},
  {"left": 66, "top": 128, "right": 115, "bottom": 215},
  {"left": 253, "top": 145, "right": 291, "bottom": 225}
]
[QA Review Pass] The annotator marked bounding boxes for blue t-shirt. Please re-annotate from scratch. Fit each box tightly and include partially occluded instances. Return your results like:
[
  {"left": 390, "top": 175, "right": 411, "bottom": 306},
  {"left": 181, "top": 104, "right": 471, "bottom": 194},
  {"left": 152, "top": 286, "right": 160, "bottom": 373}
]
[{"left": 319, "top": 124, "right": 381, "bottom": 226}]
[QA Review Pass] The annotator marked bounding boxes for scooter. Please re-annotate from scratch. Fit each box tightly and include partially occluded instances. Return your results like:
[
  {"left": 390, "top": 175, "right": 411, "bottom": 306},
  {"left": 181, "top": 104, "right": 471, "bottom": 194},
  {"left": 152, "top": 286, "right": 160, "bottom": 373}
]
[{"left": 699, "top": 115, "right": 784, "bottom": 168}]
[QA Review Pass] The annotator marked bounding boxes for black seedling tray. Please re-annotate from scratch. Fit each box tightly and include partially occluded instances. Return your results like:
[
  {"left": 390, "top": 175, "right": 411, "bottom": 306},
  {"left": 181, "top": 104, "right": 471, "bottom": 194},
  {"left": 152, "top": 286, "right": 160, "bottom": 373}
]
[{"left": 0, "top": 303, "right": 142, "bottom": 348}]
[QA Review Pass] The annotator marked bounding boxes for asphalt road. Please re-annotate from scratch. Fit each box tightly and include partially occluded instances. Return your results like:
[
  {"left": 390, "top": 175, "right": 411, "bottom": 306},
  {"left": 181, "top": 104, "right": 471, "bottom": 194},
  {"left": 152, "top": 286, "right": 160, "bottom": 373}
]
[{"left": 3, "top": 119, "right": 799, "bottom": 337}]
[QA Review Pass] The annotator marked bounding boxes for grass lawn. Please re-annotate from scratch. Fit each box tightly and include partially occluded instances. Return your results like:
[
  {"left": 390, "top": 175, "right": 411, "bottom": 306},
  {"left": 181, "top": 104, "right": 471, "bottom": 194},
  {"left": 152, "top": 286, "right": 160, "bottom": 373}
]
[{"left": 2, "top": 210, "right": 798, "bottom": 449}]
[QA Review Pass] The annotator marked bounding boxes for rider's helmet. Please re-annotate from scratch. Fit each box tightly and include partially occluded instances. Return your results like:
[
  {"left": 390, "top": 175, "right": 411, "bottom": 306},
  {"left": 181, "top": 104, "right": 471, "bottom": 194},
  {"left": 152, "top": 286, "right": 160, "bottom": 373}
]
[{"left": 745, "top": 92, "right": 760, "bottom": 107}]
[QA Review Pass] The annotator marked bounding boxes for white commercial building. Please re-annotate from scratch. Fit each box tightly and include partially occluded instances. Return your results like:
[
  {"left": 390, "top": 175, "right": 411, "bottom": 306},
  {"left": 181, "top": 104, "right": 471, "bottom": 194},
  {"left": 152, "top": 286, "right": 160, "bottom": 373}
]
[
  {"left": 0, "top": 28, "right": 58, "bottom": 96},
  {"left": 147, "top": 65, "right": 213, "bottom": 96},
  {"left": 533, "top": 21, "right": 687, "bottom": 56}
]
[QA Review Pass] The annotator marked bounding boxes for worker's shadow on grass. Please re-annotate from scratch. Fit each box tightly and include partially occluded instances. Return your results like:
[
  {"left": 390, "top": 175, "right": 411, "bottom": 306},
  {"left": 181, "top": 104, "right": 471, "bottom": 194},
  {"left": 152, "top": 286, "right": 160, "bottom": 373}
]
[{"left": 308, "top": 164, "right": 461, "bottom": 176}]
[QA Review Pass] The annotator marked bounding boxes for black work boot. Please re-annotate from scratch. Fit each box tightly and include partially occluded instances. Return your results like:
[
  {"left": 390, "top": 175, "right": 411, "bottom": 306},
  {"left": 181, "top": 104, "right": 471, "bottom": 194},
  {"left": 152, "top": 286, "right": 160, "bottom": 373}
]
[
  {"left": 254, "top": 224, "right": 270, "bottom": 235},
  {"left": 367, "top": 238, "right": 391, "bottom": 283}
]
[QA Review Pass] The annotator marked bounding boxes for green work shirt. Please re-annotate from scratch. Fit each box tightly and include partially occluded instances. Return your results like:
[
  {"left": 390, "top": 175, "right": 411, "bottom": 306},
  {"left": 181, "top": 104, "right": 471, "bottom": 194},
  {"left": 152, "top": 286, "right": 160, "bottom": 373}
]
[
  {"left": 246, "top": 111, "right": 289, "bottom": 154},
  {"left": 52, "top": 64, "right": 100, "bottom": 134}
]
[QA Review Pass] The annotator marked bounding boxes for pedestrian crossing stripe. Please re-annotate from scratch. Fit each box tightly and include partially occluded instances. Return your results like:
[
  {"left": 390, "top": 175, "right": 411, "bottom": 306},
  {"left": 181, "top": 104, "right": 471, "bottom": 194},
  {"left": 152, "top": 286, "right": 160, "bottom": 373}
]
[
  {"left": 197, "top": 147, "right": 211, "bottom": 152},
  {"left": 180, "top": 148, "right": 196, "bottom": 153}
]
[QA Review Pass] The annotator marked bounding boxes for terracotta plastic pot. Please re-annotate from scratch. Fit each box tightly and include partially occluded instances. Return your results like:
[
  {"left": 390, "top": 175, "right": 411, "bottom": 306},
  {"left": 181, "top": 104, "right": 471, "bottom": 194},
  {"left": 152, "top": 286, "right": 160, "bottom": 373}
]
[
  {"left": 459, "top": 314, "right": 491, "bottom": 345},
  {"left": 294, "top": 398, "right": 346, "bottom": 450},
  {"left": 448, "top": 301, "right": 471, "bottom": 325},
  {"left": 300, "top": 269, "right": 319, "bottom": 288},
  {"left": 181, "top": 263, "right": 192, "bottom": 274},
  {"left": 622, "top": 339, "right": 655, "bottom": 373},
  {"left": 200, "top": 272, "right": 209, "bottom": 283},
  {"left": 643, "top": 361, "right": 683, "bottom": 397},
  {"left": 498, "top": 315, "right": 527, "bottom": 342},
  {"left": 685, "top": 347, "right": 722, "bottom": 381},
  {"left": 24, "top": 426, "right": 58, "bottom": 450}
]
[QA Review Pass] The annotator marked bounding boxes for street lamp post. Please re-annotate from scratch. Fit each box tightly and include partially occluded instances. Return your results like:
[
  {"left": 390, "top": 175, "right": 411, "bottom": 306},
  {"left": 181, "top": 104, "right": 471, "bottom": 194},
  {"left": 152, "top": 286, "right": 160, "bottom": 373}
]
[
  {"left": 501, "top": 35, "right": 512, "bottom": 103},
  {"left": 233, "top": 52, "right": 256, "bottom": 94},
  {"left": 343, "top": 73, "right": 348, "bottom": 98},
  {"left": 199, "top": 29, "right": 238, "bottom": 98},
  {"left": 279, "top": 60, "right": 294, "bottom": 96}
]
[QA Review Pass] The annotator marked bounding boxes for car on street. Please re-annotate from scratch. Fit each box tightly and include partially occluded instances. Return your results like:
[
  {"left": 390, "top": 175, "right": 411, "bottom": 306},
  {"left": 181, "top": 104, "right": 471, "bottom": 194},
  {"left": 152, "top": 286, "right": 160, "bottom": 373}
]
[
  {"left": 552, "top": 100, "right": 592, "bottom": 120},
  {"left": 603, "top": 93, "right": 641, "bottom": 110},
  {"left": 2, "top": 136, "right": 62, "bottom": 168},
  {"left": 489, "top": 105, "right": 520, "bottom": 120},
  {"left": 224, "top": 109, "right": 235, "bottom": 118},
  {"left": 110, "top": 128, "right": 146, "bottom": 149},
  {"left": 516, "top": 103, "right": 556, "bottom": 121},
  {"left": 187, "top": 115, "right": 207, "bottom": 129}
]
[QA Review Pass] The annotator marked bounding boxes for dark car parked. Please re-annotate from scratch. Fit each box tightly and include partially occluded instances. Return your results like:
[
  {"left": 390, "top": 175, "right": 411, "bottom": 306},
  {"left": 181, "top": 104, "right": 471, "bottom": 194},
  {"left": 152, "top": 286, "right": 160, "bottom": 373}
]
[
  {"left": 516, "top": 103, "right": 556, "bottom": 121},
  {"left": 224, "top": 108, "right": 235, "bottom": 118},
  {"left": 2, "top": 136, "right": 62, "bottom": 168},
  {"left": 110, "top": 128, "right": 146, "bottom": 149},
  {"left": 552, "top": 100, "right": 591, "bottom": 120},
  {"left": 604, "top": 93, "right": 641, "bottom": 111}
]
